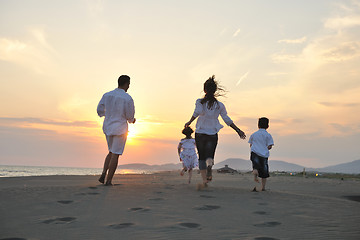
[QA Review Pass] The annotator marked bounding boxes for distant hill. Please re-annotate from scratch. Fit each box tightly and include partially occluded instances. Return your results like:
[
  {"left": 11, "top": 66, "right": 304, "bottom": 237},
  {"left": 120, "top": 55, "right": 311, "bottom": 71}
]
[
  {"left": 118, "top": 159, "right": 360, "bottom": 174},
  {"left": 118, "top": 163, "right": 182, "bottom": 171},
  {"left": 213, "top": 158, "right": 305, "bottom": 172},
  {"left": 316, "top": 159, "right": 360, "bottom": 174}
]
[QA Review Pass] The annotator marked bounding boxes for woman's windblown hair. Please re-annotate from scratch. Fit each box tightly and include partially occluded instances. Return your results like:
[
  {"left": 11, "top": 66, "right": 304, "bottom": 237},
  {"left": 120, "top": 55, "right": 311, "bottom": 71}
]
[{"left": 201, "top": 75, "right": 225, "bottom": 109}]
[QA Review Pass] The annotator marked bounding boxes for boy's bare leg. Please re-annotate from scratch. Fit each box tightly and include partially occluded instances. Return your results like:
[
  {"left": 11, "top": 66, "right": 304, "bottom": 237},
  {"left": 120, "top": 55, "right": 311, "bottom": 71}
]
[
  {"left": 261, "top": 178, "right": 267, "bottom": 191},
  {"left": 253, "top": 169, "right": 259, "bottom": 182},
  {"left": 99, "top": 152, "right": 112, "bottom": 183},
  {"left": 105, "top": 153, "right": 120, "bottom": 185}
]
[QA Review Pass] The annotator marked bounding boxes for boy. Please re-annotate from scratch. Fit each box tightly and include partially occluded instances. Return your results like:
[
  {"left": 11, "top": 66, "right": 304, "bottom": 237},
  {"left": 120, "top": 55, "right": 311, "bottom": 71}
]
[{"left": 248, "top": 117, "right": 274, "bottom": 191}]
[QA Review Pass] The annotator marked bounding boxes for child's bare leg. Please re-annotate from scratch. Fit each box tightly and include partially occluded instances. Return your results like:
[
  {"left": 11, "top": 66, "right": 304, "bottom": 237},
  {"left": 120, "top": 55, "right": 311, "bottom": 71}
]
[
  {"left": 188, "top": 168, "right": 192, "bottom": 184},
  {"left": 261, "top": 178, "right": 267, "bottom": 191},
  {"left": 252, "top": 169, "right": 259, "bottom": 183},
  {"left": 180, "top": 167, "right": 187, "bottom": 176}
]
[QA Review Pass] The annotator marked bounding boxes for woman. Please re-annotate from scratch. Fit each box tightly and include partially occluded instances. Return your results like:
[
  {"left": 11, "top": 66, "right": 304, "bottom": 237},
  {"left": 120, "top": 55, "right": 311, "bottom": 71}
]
[{"left": 185, "top": 75, "right": 246, "bottom": 188}]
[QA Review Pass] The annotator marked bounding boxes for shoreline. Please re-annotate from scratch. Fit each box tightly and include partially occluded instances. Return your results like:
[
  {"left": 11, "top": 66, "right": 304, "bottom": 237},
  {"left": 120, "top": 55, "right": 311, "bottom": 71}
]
[{"left": 1, "top": 172, "right": 359, "bottom": 239}]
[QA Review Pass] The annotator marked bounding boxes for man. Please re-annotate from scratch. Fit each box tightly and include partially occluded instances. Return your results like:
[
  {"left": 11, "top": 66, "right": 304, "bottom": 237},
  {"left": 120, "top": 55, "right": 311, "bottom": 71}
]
[{"left": 97, "top": 75, "right": 136, "bottom": 185}]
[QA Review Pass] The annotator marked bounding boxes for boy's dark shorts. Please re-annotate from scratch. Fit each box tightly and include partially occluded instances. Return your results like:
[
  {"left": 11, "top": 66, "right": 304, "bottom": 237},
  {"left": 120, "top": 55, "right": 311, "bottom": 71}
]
[{"left": 250, "top": 152, "right": 269, "bottom": 178}]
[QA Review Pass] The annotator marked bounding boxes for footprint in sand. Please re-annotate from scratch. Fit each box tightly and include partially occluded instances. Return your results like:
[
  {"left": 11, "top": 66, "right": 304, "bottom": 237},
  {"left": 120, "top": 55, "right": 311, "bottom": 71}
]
[
  {"left": 179, "top": 222, "right": 201, "bottom": 229},
  {"left": 148, "top": 197, "right": 165, "bottom": 201},
  {"left": 87, "top": 192, "right": 100, "bottom": 195},
  {"left": 129, "top": 207, "right": 150, "bottom": 212},
  {"left": 199, "top": 195, "right": 215, "bottom": 199},
  {"left": 57, "top": 200, "right": 74, "bottom": 204},
  {"left": 254, "top": 237, "right": 280, "bottom": 240},
  {"left": 42, "top": 217, "right": 76, "bottom": 224},
  {"left": 76, "top": 192, "right": 99, "bottom": 196},
  {"left": 253, "top": 222, "right": 281, "bottom": 227},
  {"left": 194, "top": 205, "right": 220, "bottom": 210},
  {"left": 88, "top": 187, "right": 98, "bottom": 190},
  {"left": 108, "top": 223, "right": 135, "bottom": 229},
  {"left": 258, "top": 202, "right": 268, "bottom": 206},
  {"left": 253, "top": 211, "right": 268, "bottom": 215},
  {"left": 0, "top": 238, "right": 28, "bottom": 240},
  {"left": 343, "top": 195, "right": 360, "bottom": 202}
]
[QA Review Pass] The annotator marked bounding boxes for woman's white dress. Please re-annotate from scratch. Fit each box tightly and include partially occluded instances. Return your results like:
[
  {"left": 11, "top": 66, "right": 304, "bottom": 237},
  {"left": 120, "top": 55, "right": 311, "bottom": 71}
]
[{"left": 179, "top": 138, "right": 198, "bottom": 168}]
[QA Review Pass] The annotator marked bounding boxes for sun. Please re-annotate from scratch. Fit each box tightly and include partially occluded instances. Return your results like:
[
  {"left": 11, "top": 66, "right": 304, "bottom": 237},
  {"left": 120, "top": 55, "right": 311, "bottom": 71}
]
[{"left": 127, "top": 124, "right": 137, "bottom": 143}]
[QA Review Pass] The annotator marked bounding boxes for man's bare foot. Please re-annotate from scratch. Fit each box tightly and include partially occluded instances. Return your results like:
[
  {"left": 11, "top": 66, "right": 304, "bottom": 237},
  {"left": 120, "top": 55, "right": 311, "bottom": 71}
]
[
  {"left": 98, "top": 174, "right": 106, "bottom": 184},
  {"left": 105, "top": 181, "right": 113, "bottom": 186}
]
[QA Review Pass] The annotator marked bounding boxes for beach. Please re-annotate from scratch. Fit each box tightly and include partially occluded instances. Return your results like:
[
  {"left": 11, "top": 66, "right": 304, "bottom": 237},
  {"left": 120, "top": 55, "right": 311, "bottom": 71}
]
[{"left": 1, "top": 171, "right": 359, "bottom": 240}]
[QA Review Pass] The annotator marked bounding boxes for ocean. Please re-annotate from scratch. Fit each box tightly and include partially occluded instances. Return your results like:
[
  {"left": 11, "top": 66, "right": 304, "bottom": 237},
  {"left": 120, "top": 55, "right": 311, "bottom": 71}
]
[{"left": 0, "top": 165, "right": 153, "bottom": 178}]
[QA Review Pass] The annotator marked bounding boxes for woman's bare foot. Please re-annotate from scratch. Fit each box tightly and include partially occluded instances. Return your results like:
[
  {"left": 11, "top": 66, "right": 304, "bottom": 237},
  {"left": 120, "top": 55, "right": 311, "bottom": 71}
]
[
  {"left": 196, "top": 182, "right": 208, "bottom": 190},
  {"left": 206, "top": 165, "right": 213, "bottom": 181}
]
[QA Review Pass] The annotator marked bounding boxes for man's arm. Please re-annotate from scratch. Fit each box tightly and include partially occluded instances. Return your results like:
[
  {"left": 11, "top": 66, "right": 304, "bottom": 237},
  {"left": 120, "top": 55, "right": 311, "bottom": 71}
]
[
  {"left": 97, "top": 96, "right": 105, "bottom": 117},
  {"left": 126, "top": 98, "right": 136, "bottom": 123}
]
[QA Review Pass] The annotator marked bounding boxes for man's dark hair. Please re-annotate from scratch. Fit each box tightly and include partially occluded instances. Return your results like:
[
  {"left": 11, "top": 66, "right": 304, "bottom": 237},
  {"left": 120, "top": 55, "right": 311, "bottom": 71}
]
[
  {"left": 118, "top": 75, "right": 130, "bottom": 87},
  {"left": 258, "top": 117, "right": 269, "bottom": 129}
]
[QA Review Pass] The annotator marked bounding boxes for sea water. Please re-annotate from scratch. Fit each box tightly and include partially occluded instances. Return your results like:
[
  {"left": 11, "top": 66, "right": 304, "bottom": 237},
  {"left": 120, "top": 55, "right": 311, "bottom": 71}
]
[{"left": 0, "top": 165, "right": 153, "bottom": 177}]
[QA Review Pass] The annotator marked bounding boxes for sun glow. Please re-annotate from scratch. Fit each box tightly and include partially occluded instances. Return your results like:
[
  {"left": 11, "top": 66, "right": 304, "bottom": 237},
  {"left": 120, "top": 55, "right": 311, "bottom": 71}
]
[{"left": 127, "top": 124, "right": 138, "bottom": 144}]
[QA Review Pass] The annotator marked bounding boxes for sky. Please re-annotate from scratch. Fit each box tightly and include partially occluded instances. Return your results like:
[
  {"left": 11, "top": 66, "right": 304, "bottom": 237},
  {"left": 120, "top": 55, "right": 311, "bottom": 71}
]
[{"left": 1, "top": 0, "right": 360, "bottom": 169}]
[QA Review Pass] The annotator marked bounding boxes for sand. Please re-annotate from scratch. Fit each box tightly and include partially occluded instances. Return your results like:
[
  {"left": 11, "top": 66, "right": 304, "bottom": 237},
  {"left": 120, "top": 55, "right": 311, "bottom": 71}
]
[{"left": 0, "top": 171, "right": 359, "bottom": 240}]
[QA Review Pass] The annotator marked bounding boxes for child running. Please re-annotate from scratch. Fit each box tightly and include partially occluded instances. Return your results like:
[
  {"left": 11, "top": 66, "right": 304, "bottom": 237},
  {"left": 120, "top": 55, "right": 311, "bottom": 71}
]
[
  {"left": 248, "top": 117, "right": 274, "bottom": 191},
  {"left": 177, "top": 126, "right": 198, "bottom": 184}
]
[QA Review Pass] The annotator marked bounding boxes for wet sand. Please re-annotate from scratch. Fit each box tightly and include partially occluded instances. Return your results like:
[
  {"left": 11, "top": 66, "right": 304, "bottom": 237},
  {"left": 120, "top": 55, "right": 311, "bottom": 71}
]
[{"left": 0, "top": 171, "right": 359, "bottom": 240}]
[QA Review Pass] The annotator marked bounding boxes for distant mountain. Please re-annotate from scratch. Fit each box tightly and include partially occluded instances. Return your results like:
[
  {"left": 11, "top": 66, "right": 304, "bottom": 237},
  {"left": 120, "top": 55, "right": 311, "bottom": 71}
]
[
  {"left": 118, "top": 159, "right": 360, "bottom": 174},
  {"left": 118, "top": 163, "right": 182, "bottom": 171},
  {"left": 316, "top": 159, "right": 360, "bottom": 174},
  {"left": 213, "top": 158, "right": 306, "bottom": 172},
  {"left": 213, "top": 158, "right": 252, "bottom": 171}
]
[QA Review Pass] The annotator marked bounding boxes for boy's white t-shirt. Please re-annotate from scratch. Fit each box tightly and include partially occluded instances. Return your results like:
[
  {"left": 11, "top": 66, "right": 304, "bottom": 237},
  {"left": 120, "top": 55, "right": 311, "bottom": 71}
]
[{"left": 248, "top": 129, "right": 274, "bottom": 158}]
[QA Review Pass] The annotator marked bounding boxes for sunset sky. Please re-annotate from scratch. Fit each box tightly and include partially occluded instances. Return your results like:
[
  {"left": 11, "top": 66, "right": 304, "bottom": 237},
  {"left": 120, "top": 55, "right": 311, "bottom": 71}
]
[{"left": 1, "top": 0, "right": 360, "bottom": 169}]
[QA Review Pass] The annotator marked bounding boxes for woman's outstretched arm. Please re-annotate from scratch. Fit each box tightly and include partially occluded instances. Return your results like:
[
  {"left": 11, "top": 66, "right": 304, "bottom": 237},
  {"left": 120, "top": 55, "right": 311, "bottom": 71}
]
[
  {"left": 185, "top": 116, "right": 197, "bottom": 127},
  {"left": 230, "top": 123, "right": 246, "bottom": 139}
]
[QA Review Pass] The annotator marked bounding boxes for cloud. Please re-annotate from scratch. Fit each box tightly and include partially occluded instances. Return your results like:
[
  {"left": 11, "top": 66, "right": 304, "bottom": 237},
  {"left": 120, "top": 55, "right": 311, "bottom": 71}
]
[
  {"left": 85, "top": 0, "right": 105, "bottom": 17},
  {"left": 266, "top": 72, "right": 288, "bottom": 77},
  {"left": 236, "top": 71, "right": 250, "bottom": 86},
  {"left": 324, "top": 1, "right": 360, "bottom": 30},
  {"left": 278, "top": 36, "right": 307, "bottom": 44},
  {"left": 0, "top": 28, "right": 57, "bottom": 74},
  {"left": 318, "top": 102, "right": 360, "bottom": 107},
  {"left": 321, "top": 41, "right": 360, "bottom": 62},
  {"left": 0, "top": 117, "right": 98, "bottom": 128},
  {"left": 0, "top": 38, "right": 28, "bottom": 61},
  {"left": 233, "top": 28, "right": 241, "bottom": 37},
  {"left": 271, "top": 53, "right": 299, "bottom": 63},
  {"left": 324, "top": 16, "right": 360, "bottom": 29}
]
